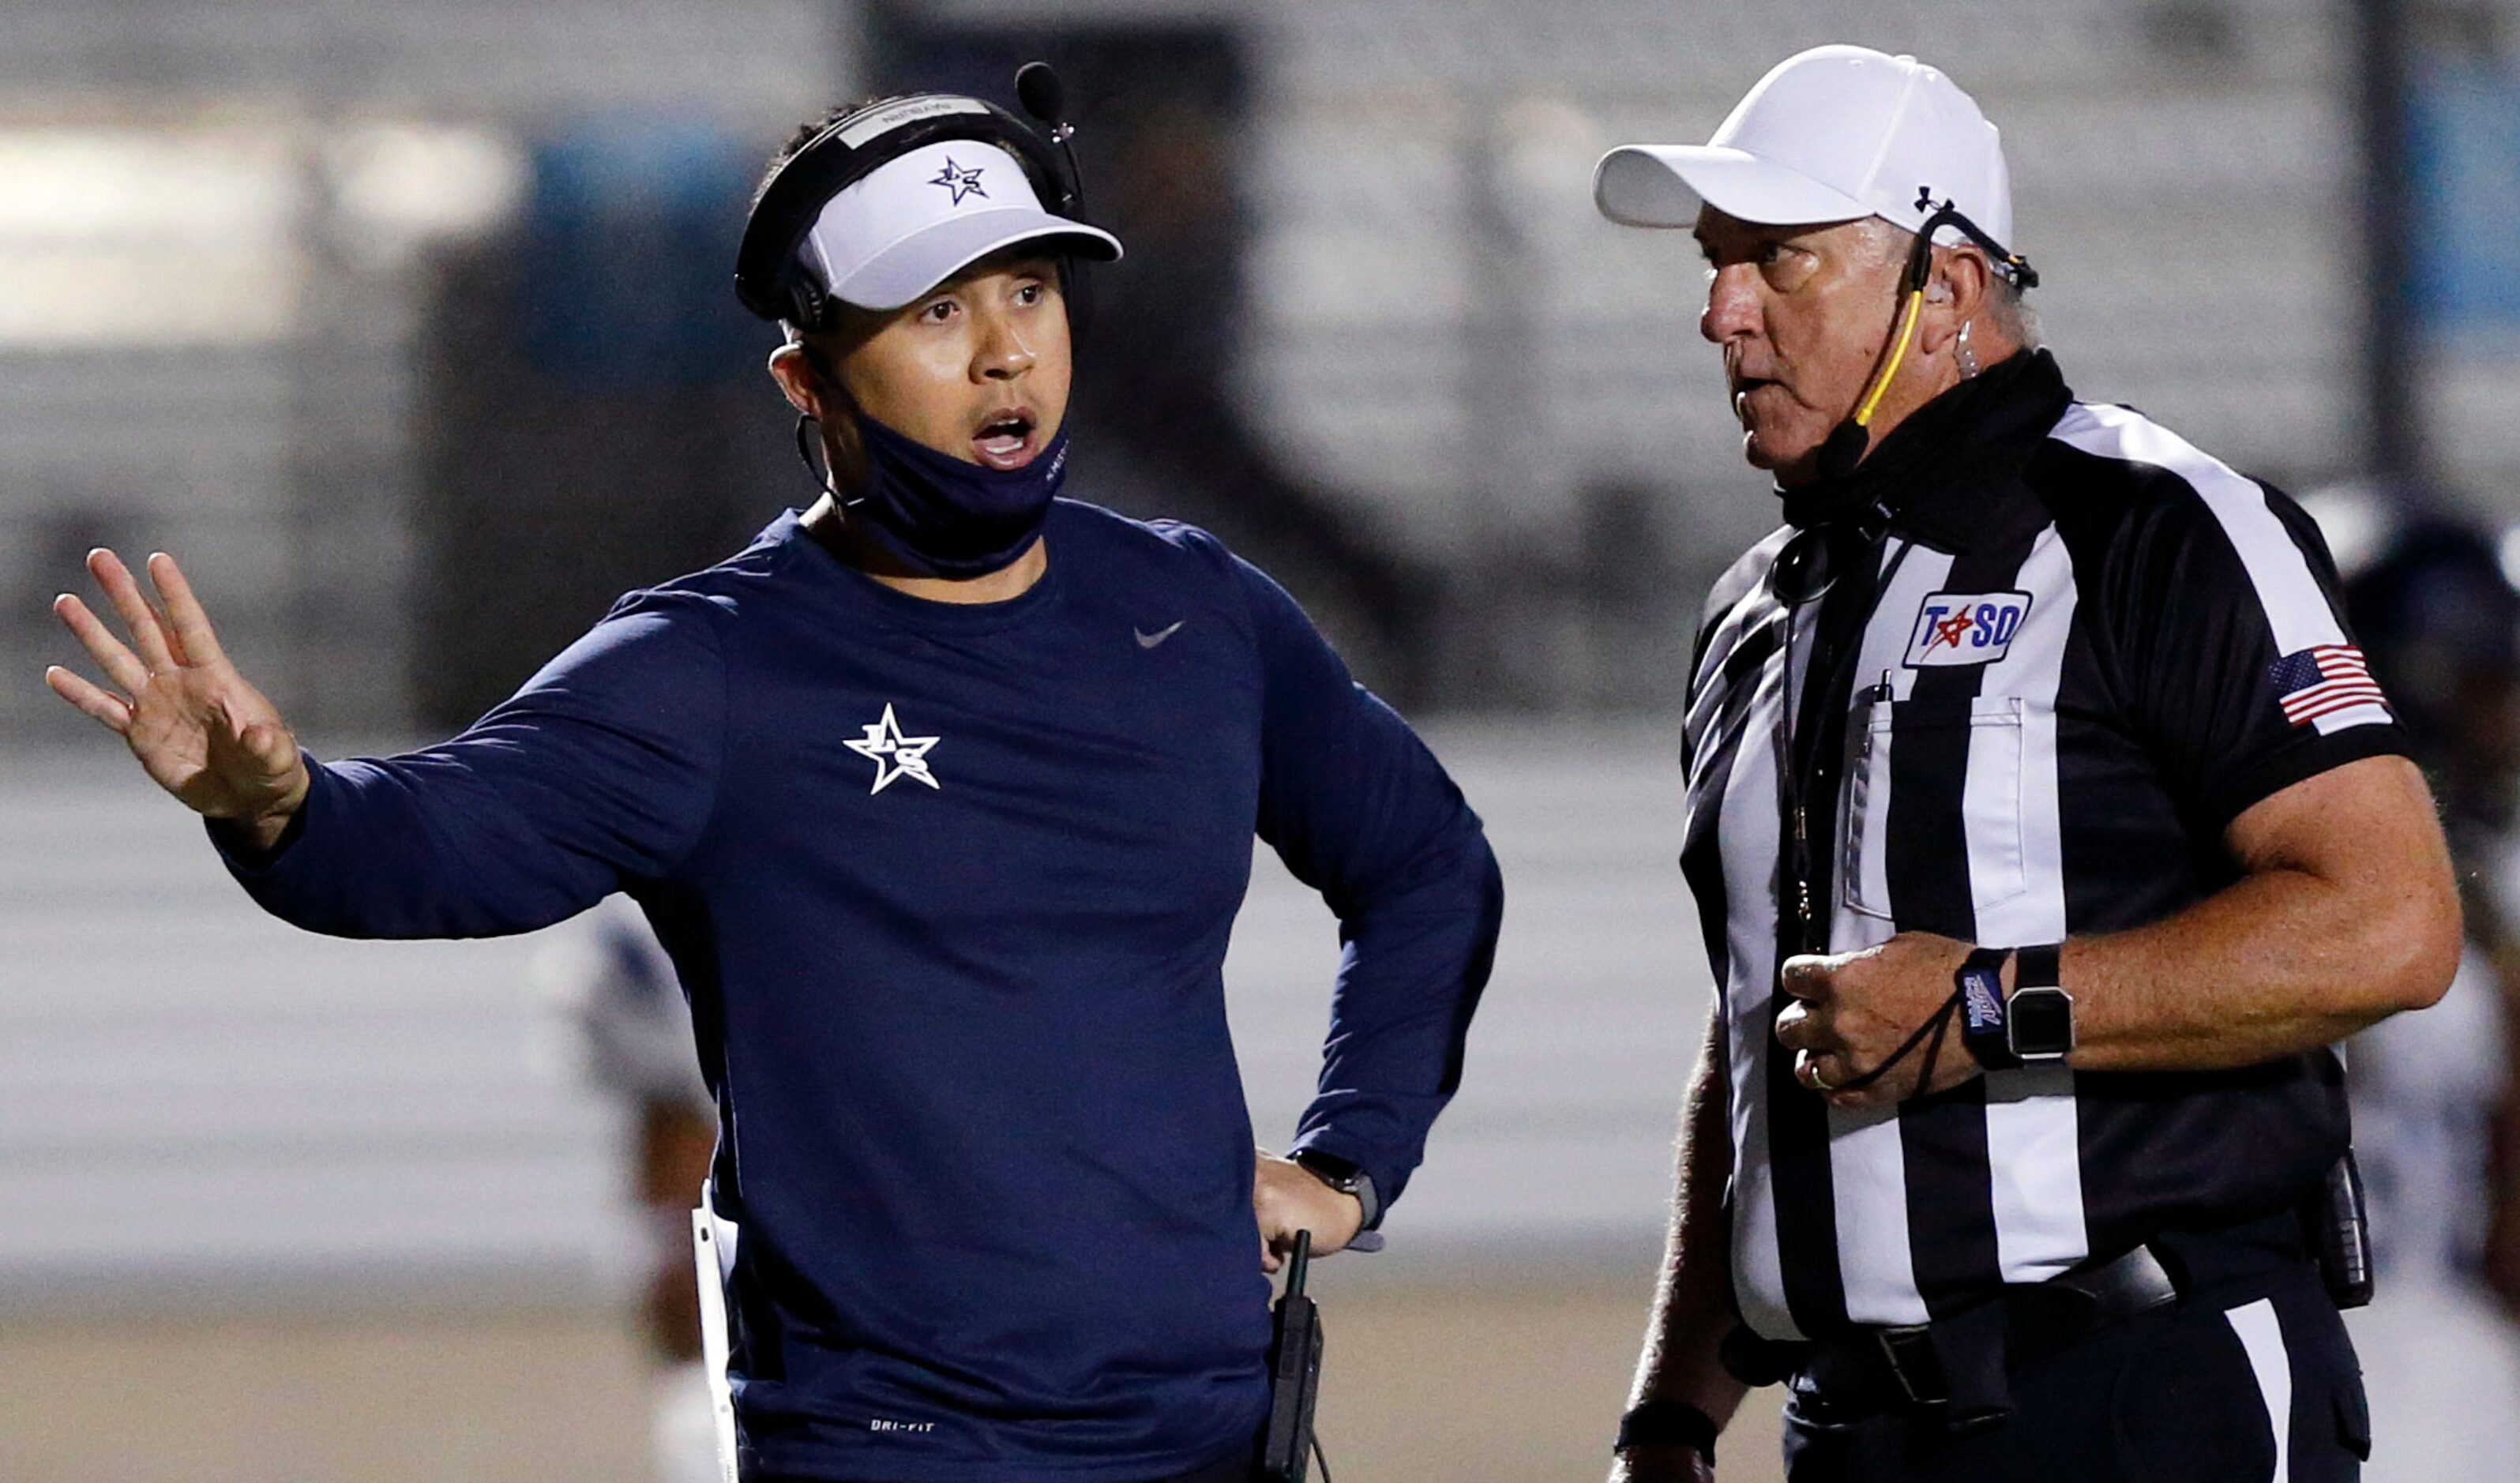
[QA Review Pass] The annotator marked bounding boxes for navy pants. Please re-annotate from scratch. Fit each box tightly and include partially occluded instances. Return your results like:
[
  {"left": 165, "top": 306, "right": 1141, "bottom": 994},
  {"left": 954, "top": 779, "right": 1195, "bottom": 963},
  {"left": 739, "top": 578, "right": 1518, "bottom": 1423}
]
[{"left": 1783, "top": 1267, "right": 2372, "bottom": 1481}]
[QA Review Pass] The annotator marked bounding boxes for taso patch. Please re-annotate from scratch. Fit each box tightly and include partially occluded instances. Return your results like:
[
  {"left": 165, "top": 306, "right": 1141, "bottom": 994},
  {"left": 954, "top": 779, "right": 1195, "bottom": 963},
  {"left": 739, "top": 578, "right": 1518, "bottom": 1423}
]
[{"left": 1904, "top": 591, "right": 2032, "bottom": 666}]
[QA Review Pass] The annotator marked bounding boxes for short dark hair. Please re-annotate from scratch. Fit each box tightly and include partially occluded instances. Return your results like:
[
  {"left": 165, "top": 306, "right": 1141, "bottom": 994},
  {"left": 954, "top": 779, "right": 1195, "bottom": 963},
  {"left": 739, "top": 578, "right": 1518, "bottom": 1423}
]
[
  {"left": 753, "top": 96, "right": 916, "bottom": 336},
  {"left": 756, "top": 95, "right": 911, "bottom": 209}
]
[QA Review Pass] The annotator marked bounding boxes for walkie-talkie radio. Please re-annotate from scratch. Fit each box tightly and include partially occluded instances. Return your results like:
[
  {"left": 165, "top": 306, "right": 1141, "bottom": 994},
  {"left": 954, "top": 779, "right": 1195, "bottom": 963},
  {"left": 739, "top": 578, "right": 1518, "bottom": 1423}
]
[
  {"left": 2306, "top": 1149, "right": 2375, "bottom": 1309},
  {"left": 1260, "top": 1230, "right": 1325, "bottom": 1482}
]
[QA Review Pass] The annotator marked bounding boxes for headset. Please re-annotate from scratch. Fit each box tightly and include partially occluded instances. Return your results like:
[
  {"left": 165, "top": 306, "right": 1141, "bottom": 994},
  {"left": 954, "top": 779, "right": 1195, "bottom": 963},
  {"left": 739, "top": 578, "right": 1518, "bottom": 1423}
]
[
  {"left": 1814, "top": 205, "right": 2039, "bottom": 481},
  {"left": 734, "top": 62, "right": 1091, "bottom": 333}
]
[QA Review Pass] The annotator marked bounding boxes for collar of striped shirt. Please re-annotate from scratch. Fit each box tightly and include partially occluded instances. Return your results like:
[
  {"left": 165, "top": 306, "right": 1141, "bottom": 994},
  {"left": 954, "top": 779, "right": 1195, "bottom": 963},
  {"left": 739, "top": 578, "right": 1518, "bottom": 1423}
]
[{"left": 1776, "top": 348, "right": 2074, "bottom": 553}]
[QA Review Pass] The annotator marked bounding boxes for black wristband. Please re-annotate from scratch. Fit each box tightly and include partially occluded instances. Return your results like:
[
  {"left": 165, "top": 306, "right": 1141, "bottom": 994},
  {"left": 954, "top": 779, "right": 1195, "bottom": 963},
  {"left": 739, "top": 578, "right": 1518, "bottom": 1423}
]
[
  {"left": 1290, "top": 1148, "right": 1381, "bottom": 1230},
  {"left": 1956, "top": 945, "right": 2020, "bottom": 1072},
  {"left": 1614, "top": 1399, "right": 1718, "bottom": 1461}
]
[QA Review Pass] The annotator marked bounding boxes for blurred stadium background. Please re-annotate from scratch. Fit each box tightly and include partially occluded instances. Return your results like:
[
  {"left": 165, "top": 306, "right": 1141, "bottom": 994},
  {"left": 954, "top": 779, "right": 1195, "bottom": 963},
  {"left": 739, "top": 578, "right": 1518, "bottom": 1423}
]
[{"left": 2, "top": 2, "right": 2517, "bottom": 1480}]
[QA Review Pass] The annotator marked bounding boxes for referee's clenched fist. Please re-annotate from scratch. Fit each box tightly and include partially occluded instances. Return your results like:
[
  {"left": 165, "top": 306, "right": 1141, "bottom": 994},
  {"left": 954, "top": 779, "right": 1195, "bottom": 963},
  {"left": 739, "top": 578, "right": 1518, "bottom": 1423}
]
[{"left": 1776, "top": 933, "right": 1981, "bottom": 1105}]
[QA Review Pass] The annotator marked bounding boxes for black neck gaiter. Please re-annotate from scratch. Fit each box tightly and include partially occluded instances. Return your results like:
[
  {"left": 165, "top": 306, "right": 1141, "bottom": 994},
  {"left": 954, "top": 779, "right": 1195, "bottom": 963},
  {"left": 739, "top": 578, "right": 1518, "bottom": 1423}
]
[{"left": 838, "top": 413, "right": 1069, "bottom": 578}]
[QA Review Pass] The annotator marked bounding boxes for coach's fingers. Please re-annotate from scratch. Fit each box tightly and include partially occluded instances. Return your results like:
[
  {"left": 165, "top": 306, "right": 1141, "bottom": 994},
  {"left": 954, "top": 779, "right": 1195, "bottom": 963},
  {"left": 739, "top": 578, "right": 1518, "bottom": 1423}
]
[
  {"left": 234, "top": 719, "right": 296, "bottom": 777},
  {"left": 227, "top": 720, "right": 310, "bottom": 816},
  {"left": 87, "top": 549, "right": 178, "bottom": 674},
  {"left": 53, "top": 593, "right": 151, "bottom": 695},
  {"left": 148, "top": 552, "right": 225, "bottom": 668},
  {"left": 44, "top": 665, "right": 133, "bottom": 734}
]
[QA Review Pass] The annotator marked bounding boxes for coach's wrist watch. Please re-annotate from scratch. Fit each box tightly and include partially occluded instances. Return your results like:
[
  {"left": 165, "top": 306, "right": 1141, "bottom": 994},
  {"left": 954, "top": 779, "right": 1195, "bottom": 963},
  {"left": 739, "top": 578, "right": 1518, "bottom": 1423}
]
[
  {"left": 1290, "top": 1148, "right": 1381, "bottom": 1231},
  {"left": 2006, "top": 942, "right": 2075, "bottom": 1062}
]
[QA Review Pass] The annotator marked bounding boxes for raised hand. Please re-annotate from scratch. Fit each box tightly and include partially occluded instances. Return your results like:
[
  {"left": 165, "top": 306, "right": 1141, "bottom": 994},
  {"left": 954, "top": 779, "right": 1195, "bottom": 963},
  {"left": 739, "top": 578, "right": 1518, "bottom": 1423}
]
[{"left": 46, "top": 550, "right": 309, "bottom": 849}]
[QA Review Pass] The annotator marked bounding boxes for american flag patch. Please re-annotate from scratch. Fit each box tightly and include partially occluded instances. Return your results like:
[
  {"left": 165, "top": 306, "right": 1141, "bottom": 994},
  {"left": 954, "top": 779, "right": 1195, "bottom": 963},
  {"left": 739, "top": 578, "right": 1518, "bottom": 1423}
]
[{"left": 2266, "top": 645, "right": 2388, "bottom": 726}]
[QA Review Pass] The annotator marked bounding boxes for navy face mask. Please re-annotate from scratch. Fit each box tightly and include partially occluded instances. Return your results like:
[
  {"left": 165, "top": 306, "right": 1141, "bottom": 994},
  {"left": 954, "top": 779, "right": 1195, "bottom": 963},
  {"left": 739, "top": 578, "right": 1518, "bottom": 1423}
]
[{"left": 836, "top": 411, "right": 1068, "bottom": 579}]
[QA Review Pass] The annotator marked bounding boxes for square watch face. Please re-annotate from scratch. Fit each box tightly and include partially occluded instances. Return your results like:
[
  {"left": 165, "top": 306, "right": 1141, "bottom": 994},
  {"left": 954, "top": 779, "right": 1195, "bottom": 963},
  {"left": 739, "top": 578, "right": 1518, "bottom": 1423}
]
[{"left": 2008, "top": 988, "right": 2075, "bottom": 1057}]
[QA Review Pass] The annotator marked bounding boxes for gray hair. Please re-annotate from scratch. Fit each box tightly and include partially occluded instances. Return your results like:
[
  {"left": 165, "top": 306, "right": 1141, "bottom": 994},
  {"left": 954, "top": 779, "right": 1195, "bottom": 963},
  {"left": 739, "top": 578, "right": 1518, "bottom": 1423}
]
[
  {"left": 1983, "top": 276, "right": 2042, "bottom": 351},
  {"left": 1873, "top": 219, "right": 2043, "bottom": 351}
]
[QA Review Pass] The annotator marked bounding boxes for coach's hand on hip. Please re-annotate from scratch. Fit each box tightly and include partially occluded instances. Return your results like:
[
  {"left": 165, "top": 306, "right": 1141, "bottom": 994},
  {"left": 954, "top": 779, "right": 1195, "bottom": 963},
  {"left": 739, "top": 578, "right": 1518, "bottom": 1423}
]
[
  {"left": 46, "top": 548, "right": 309, "bottom": 852},
  {"left": 1777, "top": 933, "right": 1981, "bottom": 1106},
  {"left": 1252, "top": 1150, "right": 1364, "bottom": 1273}
]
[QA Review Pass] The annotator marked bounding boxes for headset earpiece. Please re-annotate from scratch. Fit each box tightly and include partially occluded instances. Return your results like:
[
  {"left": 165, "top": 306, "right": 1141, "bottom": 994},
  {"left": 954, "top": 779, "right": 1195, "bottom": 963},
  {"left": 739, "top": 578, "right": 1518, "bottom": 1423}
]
[{"left": 1814, "top": 205, "right": 2037, "bottom": 481}]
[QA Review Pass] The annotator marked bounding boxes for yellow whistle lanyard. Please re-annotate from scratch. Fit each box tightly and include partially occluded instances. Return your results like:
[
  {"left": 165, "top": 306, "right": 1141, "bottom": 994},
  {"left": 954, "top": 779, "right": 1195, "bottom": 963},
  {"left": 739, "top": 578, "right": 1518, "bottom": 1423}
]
[{"left": 1853, "top": 287, "right": 1927, "bottom": 430}]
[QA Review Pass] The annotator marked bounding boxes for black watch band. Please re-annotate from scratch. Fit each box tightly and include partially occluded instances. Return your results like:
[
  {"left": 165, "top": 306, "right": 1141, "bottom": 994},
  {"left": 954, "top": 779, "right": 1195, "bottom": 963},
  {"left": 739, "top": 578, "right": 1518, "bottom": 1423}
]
[
  {"left": 1614, "top": 1399, "right": 1718, "bottom": 1462},
  {"left": 1956, "top": 946, "right": 2019, "bottom": 1071},
  {"left": 1291, "top": 1149, "right": 1381, "bottom": 1230}
]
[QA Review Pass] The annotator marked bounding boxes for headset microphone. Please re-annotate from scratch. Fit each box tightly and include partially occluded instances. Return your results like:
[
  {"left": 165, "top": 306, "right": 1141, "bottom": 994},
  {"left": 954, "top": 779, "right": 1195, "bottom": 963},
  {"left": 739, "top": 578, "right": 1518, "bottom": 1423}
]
[
  {"left": 1016, "top": 62, "right": 1084, "bottom": 208},
  {"left": 1012, "top": 61, "right": 1095, "bottom": 334},
  {"left": 1016, "top": 62, "right": 1065, "bottom": 133},
  {"left": 1814, "top": 205, "right": 2037, "bottom": 482}
]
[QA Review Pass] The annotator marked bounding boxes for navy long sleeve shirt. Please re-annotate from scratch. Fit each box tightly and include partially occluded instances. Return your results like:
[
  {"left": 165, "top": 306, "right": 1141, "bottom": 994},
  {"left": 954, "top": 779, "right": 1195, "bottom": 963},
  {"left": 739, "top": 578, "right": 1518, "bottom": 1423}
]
[{"left": 216, "top": 501, "right": 1502, "bottom": 1482}]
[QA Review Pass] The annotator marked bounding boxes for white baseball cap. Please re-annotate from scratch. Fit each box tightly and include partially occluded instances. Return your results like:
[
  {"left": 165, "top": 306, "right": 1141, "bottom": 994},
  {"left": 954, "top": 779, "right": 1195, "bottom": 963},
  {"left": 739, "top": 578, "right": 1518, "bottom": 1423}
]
[
  {"left": 799, "top": 137, "right": 1122, "bottom": 311},
  {"left": 1594, "top": 44, "right": 2015, "bottom": 253}
]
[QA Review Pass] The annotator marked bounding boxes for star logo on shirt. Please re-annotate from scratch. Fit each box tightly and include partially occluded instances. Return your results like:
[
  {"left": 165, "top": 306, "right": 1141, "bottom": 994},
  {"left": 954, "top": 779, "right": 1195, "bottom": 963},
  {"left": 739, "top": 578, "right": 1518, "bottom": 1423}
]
[
  {"left": 843, "top": 704, "right": 941, "bottom": 794},
  {"left": 929, "top": 157, "right": 989, "bottom": 206}
]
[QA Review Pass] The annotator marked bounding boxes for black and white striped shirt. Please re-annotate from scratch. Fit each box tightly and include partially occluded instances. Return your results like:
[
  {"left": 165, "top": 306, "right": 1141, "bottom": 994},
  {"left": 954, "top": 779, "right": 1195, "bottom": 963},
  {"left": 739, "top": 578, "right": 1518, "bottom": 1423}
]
[{"left": 1681, "top": 352, "right": 2406, "bottom": 1341}]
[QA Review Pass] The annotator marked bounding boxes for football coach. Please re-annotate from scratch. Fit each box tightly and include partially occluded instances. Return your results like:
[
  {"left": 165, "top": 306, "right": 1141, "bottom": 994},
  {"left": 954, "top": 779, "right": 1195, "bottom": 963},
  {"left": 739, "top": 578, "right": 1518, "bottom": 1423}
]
[
  {"left": 46, "top": 84, "right": 1503, "bottom": 1483},
  {"left": 1592, "top": 45, "right": 2458, "bottom": 1483}
]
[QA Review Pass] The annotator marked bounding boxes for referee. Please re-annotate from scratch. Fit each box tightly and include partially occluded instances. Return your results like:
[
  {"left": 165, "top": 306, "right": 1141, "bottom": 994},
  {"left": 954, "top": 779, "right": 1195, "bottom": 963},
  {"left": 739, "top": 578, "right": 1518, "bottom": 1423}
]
[
  {"left": 45, "top": 85, "right": 1503, "bottom": 1483},
  {"left": 1591, "top": 47, "right": 2458, "bottom": 1483}
]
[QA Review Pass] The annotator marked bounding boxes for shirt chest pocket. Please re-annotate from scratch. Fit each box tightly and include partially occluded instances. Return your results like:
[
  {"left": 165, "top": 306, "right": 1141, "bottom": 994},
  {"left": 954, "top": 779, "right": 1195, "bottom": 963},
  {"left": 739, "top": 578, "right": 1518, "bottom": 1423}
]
[{"left": 1840, "top": 695, "right": 2037, "bottom": 922}]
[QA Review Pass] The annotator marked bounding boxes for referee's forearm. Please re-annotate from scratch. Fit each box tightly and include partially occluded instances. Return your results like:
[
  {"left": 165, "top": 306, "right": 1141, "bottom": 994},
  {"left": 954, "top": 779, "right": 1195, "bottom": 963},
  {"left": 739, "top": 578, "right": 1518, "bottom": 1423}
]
[
  {"left": 1628, "top": 1006, "right": 1748, "bottom": 1422},
  {"left": 2056, "top": 873, "right": 2438, "bottom": 1069},
  {"left": 2051, "top": 758, "right": 2458, "bottom": 1071}
]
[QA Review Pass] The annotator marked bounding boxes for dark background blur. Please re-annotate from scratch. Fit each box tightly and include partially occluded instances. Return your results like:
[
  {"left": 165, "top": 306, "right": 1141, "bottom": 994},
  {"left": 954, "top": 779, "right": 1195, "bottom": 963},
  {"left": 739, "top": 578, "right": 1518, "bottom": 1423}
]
[
  {"left": 4, "top": 4, "right": 2518, "bottom": 1481},
  {"left": 22, "top": 0, "right": 2518, "bottom": 749}
]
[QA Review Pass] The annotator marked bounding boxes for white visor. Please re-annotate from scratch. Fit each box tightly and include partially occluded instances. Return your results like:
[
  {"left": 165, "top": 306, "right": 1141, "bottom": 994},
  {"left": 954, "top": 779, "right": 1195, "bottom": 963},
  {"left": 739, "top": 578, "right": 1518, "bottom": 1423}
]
[{"left": 799, "top": 139, "right": 1123, "bottom": 312}]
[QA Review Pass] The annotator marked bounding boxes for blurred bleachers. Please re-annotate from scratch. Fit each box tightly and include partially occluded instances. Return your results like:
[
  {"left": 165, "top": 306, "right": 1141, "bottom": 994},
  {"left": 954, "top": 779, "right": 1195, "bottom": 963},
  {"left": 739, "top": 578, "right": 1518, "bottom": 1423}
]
[
  {"left": 0, "top": 0, "right": 843, "bottom": 744},
  {"left": 6, "top": 0, "right": 2518, "bottom": 736},
  {"left": 0, "top": 0, "right": 837, "bottom": 113},
  {"left": 1232, "top": 0, "right": 2384, "bottom": 569}
]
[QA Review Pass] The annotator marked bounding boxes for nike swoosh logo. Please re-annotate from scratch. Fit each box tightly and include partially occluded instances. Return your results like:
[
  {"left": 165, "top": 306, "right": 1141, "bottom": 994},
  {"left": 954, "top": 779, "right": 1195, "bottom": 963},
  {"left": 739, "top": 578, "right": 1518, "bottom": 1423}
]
[{"left": 1135, "top": 620, "right": 1186, "bottom": 649}]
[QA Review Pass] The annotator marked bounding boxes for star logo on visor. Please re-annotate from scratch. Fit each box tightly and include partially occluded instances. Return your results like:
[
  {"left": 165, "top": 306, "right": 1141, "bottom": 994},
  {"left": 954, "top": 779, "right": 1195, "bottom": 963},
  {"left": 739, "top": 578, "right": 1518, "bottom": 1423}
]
[
  {"left": 929, "top": 157, "right": 989, "bottom": 206},
  {"left": 844, "top": 704, "right": 942, "bottom": 794}
]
